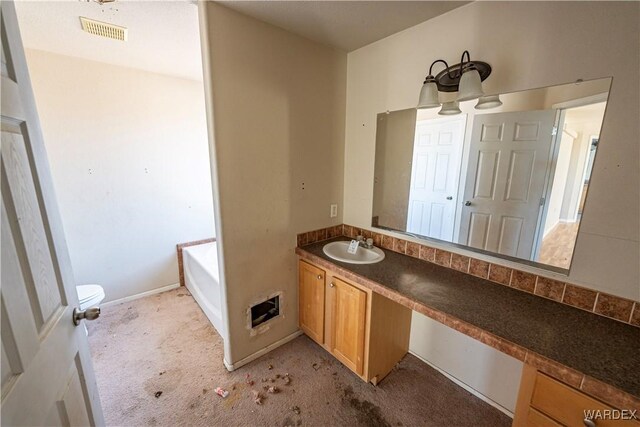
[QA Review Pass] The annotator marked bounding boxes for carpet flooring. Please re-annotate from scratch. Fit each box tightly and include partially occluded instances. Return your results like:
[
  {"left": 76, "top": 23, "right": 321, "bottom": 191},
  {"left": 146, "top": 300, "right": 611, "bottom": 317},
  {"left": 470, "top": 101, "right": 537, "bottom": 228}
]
[{"left": 88, "top": 288, "right": 511, "bottom": 427}]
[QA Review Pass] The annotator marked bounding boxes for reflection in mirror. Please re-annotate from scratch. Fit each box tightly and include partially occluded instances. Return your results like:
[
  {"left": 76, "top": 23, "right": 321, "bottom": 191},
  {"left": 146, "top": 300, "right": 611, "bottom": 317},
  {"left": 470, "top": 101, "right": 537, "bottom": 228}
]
[{"left": 372, "top": 78, "right": 611, "bottom": 272}]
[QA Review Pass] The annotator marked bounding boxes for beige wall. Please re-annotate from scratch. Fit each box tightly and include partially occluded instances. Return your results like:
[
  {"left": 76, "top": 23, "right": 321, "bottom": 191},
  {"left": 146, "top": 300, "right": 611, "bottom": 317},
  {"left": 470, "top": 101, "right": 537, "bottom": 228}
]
[
  {"left": 344, "top": 1, "right": 639, "bottom": 301},
  {"left": 200, "top": 3, "right": 346, "bottom": 364},
  {"left": 26, "top": 49, "right": 214, "bottom": 302}
]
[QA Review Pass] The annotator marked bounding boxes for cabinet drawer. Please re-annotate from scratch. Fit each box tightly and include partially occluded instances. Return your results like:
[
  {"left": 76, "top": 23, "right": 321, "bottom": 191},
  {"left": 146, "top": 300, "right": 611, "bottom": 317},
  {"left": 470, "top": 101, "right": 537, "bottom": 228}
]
[
  {"left": 527, "top": 408, "right": 562, "bottom": 427},
  {"left": 531, "top": 373, "right": 639, "bottom": 427}
]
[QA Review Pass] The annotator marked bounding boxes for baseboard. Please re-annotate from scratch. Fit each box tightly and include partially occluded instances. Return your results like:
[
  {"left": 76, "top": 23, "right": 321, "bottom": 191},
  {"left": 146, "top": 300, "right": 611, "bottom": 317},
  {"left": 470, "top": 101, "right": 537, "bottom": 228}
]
[
  {"left": 223, "top": 330, "right": 304, "bottom": 372},
  {"left": 101, "top": 283, "right": 180, "bottom": 308},
  {"left": 408, "top": 350, "right": 514, "bottom": 418}
]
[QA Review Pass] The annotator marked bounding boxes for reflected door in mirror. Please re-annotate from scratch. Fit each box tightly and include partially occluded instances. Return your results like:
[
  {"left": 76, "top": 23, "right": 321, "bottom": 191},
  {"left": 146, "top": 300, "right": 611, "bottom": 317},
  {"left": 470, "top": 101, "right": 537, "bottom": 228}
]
[
  {"left": 459, "top": 109, "right": 556, "bottom": 259},
  {"left": 407, "top": 116, "right": 466, "bottom": 241}
]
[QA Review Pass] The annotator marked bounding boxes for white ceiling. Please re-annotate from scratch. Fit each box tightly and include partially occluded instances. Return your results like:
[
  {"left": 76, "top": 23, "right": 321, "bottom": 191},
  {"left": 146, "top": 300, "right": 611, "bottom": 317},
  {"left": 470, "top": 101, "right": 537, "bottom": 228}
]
[
  {"left": 15, "top": 0, "right": 203, "bottom": 81},
  {"left": 217, "top": 1, "right": 469, "bottom": 52},
  {"left": 14, "top": 1, "right": 469, "bottom": 81}
]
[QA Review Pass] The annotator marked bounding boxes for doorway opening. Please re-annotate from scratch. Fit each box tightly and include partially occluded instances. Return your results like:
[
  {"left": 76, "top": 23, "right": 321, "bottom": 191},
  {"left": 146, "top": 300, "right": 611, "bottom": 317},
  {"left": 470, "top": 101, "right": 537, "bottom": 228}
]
[
  {"left": 537, "top": 101, "right": 607, "bottom": 269},
  {"left": 13, "top": 1, "right": 225, "bottom": 425}
]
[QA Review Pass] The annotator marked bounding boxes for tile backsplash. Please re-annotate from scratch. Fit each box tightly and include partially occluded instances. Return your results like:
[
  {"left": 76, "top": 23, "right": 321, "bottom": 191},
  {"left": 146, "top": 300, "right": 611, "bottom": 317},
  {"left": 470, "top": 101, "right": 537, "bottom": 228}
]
[{"left": 296, "top": 224, "right": 639, "bottom": 328}]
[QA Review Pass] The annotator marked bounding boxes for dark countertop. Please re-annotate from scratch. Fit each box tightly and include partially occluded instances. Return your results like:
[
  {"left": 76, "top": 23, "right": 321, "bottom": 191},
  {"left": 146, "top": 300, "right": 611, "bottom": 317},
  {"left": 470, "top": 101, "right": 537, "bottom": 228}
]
[{"left": 299, "top": 238, "right": 640, "bottom": 399}]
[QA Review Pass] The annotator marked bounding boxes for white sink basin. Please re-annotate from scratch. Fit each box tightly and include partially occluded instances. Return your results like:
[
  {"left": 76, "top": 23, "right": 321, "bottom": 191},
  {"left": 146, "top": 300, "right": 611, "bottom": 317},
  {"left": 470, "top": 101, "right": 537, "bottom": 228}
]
[{"left": 322, "top": 241, "right": 385, "bottom": 264}]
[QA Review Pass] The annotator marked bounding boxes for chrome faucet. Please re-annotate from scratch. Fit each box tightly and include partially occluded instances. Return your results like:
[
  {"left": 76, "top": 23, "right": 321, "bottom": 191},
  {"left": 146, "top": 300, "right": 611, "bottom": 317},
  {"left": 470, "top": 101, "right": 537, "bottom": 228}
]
[{"left": 356, "top": 235, "right": 374, "bottom": 249}]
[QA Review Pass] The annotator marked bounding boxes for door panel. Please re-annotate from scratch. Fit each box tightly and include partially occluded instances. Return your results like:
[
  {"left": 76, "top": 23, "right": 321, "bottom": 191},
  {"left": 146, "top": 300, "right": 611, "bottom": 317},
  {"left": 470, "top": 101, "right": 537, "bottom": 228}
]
[
  {"left": 504, "top": 150, "right": 535, "bottom": 202},
  {"left": 473, "top": 150, "right": 499, "bottom": 199},
  {"left": 3, "top": 131, "right": 63, "bottom": 330},
  {"left": 331, "top": 278, "right": 366, "bottom": 375},
  {"left": 298, "top": 261, "right": 325, "bottom": 344},
  {"left": 459, "top": 110, "right": 556, "bottom": 259},
  {"left": 1, "top": 2, "right": 104, "bottom": 425},
  {"left": 497, "top": 216, "right": 525, "bottom": 256},
  {"left": 468, "top": 212, "right": 491, "bottom": 249}
]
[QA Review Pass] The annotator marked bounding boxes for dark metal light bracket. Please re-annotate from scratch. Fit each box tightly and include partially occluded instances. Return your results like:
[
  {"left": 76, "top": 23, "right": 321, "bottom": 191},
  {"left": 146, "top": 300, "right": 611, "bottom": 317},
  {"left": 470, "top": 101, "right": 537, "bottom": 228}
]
[{"left": 434, "top": 61, "right": 492, "bottom": 92}]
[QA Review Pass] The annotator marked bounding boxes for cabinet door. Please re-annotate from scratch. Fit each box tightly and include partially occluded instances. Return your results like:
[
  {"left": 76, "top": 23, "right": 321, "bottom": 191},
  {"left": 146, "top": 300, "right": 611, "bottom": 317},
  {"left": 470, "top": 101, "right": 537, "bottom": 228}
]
[
  {"left": 331, "top": 278, "right": 367, "bottom": 375},
  {"left": 298, "top": 261, "right": 325, "bottom": 344}
]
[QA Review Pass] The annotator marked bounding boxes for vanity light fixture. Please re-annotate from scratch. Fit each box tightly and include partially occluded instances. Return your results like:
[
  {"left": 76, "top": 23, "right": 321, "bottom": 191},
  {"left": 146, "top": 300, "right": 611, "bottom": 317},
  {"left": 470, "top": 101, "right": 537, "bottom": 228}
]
[
  {"left": 438, "top": 101, "right": 462, "bottom": 115},
  {"left": 417, "top": 50, "right": 492, "bottom": 109},
  {"left": 475, "top": 94, "right": 503, "bottom": 110}
]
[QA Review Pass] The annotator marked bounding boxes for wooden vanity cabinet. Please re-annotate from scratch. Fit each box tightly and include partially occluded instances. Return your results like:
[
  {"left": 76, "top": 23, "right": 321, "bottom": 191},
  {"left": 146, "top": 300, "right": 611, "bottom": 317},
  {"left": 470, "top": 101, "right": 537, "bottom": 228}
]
[
  {"left": 298, "top": 259, "right": 411, "bottom": 384},
  {"left": 514, "top": 364, "right": 640, "bottom": 427},
  {"left": 298, "top": 260, "right": 325, "bottom": 344},
  {"left": 330, "top": 277, "right": 367, "bottom": 374}
]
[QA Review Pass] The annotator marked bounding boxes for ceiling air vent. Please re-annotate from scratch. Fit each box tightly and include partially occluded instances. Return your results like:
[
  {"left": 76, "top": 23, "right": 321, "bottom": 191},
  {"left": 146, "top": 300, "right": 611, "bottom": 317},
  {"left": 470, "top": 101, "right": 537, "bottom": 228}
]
[{"left": 80, "top": 17, "right": 127, "bottom": 41}]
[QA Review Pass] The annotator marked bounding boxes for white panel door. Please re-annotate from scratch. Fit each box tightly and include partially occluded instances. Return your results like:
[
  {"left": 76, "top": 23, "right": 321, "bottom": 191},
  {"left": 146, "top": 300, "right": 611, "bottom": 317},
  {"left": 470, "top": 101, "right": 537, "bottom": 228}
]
[
  {"left": 458, "top": 110, "right": 556, "bottom": 259},
  {"left": 1, "top": 2, "right": 104, "bottom": 426},
  {"left": 406, "top": 116, "right": 466, "bottom": 241}
]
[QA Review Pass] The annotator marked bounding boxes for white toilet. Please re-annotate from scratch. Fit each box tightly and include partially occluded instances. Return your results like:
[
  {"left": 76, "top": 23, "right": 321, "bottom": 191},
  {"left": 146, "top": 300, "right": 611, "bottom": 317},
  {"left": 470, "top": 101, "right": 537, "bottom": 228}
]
[{"left": 76, "top": 284, "right": 105, "bottom": 310}]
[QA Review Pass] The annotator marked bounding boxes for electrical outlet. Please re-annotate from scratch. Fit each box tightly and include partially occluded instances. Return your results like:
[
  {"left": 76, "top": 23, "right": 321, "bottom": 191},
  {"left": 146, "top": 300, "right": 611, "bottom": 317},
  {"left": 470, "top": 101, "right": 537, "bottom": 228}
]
[{"left": 330, "top": 204, "right": 338, "bottom": 218}]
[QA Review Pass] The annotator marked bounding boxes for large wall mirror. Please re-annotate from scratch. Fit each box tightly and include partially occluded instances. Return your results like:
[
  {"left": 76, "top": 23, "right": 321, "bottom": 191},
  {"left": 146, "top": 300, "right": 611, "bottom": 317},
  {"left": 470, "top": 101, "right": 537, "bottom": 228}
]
[{"left": 372, "top": 77, "right": 612, "bottom": 273}]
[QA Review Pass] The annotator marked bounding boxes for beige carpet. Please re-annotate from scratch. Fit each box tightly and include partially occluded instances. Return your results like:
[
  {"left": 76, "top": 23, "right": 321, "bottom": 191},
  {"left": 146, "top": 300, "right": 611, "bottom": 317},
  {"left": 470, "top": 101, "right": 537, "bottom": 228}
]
[{"left": 88, "top": 289, "right": 511, "bottom": 427}]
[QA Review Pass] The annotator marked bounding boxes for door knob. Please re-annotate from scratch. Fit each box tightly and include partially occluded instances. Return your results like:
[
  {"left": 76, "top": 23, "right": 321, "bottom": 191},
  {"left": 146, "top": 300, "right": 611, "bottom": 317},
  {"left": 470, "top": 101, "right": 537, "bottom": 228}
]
[
  {"left": 317, "top": 274, "right": 323, "bottom": 280},
  {"left": 583, "top": 419, "right": 596, "bottom": 427},
  {"left": 330, "top": 283, "right": 335, "bottom": 288},
  {"left": 464, "top": 201, "right": 472, "bottom": 206},
  {"left": 73, "top": 307, "right": 100, "bottom": 326},
  {"left": 446, "top": 196, "right": 453, "bottom": 200}
]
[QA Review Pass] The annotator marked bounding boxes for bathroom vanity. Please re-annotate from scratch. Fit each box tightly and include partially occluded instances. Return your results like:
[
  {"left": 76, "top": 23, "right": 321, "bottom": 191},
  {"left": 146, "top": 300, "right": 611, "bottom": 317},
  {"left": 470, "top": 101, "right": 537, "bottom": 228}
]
[
  {"left": 296, "top": 232, "right": 640, "bottom": 425},
  {"left": 298, "top": 259, "right": 411, "bottom": 384}
]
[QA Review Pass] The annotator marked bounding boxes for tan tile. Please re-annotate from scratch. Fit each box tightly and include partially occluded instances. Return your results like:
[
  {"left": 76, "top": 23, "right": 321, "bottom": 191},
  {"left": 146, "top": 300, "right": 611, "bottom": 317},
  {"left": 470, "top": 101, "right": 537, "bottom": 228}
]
[
  {"left": 594, "top": 293, "right": 635, "bottom": 322},
  {"left": 450, "top": 253, "right": 470, "bottom": 273},
  {"left": 510, "top": 270, "right": 536, "bottom": 293},
  {"left": 393, "top": 238, "right": 407, "bottom": 254},
  {"left": 307, "top": 230, "right": 317, "bottom": 244},
  {"left": 479, "top": 332, "right": 526, "bottom": 361},
  {"left": 631, "top": 303, "right": 640, "bottom": 327},
  {"left": 580, "top": 376, "right": 640, "bottom": 413},
  {"left": 525, "top": 352, "right": 583, "bottom": 388},
  {"left": 469, "top": 259, "right": 490, "bottom": 279},
  {"left": 325, "top": 227, "right": 334, "bottom": 239},
  {"left": 434, "top": 249, "right": 451, "bottom": 267},
  {"left": 443, "top": 317, "right": 483, "bottom": 340},
  {"left": 300, "top": 233, "right": 309, "bottom": 246},
  {"left": 381, "top": 235, "right": 395, "bottom": 250},
  {"left": 419, "top": 245, "right": 435, "bottom": 262},
  {"left": 488, "top": 264, "right": 512, "bottom": 286},
  {"left": 372, "top": 232, "right": 383, "bottom": 247},
  {"left": 562, "top": 284, "right": 597, "bottom": 311},
  {"left": 535, "top": 277, "right": 565, "bottom": 301},
  {"left": 317, "top": 228, "right": 327, "bottom": 241},
  {"left": 412, "top": 303, "right": 446, "bottom": 324},
  {"left": 343, "top": 225, "right": 353, "bottom": 238},
  {"left": 405, "top": 241, "right": 420, "bottom": 258}
]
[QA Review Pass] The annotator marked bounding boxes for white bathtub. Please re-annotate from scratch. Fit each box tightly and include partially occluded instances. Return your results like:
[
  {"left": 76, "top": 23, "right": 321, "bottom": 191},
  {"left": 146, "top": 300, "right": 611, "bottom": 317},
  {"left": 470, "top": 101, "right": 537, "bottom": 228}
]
[{"left": 183, "top": 242, "right": 224, "bottom": 337}]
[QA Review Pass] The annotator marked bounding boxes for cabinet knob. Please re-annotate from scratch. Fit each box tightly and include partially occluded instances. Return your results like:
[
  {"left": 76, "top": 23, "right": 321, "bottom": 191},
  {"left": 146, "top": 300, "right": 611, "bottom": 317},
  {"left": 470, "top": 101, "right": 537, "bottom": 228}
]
[
  {"left": 330, "top": 282, "right": 335, "bottom": 288},
  {"left": 583, "top": 419, "right": 596, "bottom": 427},
  {"left": 317, "top": 275, "right": 323, "bottom": 280}
]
